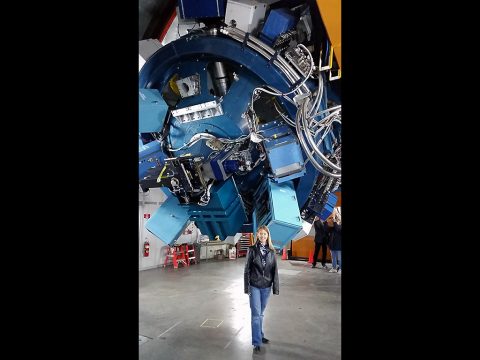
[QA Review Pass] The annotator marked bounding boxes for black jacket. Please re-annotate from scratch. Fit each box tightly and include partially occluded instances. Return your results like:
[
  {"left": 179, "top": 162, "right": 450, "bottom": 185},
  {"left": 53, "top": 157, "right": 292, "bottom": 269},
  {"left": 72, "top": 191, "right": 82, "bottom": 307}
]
[
  {"left": 313, "top": 220, "right": 328, "bottom": 244},
  {"left": 244, "top": 242, "right": 279, "bottom": 295},
  {"left": 327, "top": 223, "right": 342, "bottom": 250}
]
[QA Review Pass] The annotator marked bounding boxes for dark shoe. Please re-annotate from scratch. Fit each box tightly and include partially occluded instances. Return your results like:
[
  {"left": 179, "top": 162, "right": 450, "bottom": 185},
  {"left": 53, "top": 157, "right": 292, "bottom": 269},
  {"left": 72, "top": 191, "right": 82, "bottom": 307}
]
[
  {"left": 262, "top": 337, "right": 270, "bottom": 344},
  {"left": 253, "top": 345, "right": 261, "bottom": 353},
  {"left": 311, "top": 264, "right": 316, "bottom": 268}
]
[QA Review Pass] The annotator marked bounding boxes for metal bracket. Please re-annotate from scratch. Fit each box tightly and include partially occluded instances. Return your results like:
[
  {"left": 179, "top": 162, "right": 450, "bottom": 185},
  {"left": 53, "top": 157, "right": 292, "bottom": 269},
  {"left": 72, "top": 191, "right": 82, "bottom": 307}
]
[
  {"left": 268, "top": 50, "right": 280, "bottom": 67},
  {"left": 319, "top": 43, "right": 332, "bottom": 71},
  {"left": 242, "top": 32, "right": 250, "bottom": 51},
  {"left": 290, "top": 77, "right": 304, "bottom": 91},
  {"left": 329, "top": 69, "right": 341, "bottom": 81}
]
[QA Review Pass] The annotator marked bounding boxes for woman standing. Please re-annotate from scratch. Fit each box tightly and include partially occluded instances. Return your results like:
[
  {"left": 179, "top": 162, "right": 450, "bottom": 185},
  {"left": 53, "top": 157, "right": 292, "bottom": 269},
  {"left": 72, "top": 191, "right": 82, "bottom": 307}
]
[
  {"left": 327, "top": 209, "right": 342, "bottom": 274},
  {"left": 244, "top": 225, "right": 279, "bottom": 353}
]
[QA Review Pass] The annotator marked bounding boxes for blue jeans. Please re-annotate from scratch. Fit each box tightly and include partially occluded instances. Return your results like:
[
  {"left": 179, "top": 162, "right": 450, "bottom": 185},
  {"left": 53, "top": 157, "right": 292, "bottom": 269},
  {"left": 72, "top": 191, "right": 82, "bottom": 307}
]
[
  {"left": 249, "top": 285, "right": 271, "bottom": 346},
  {"left": 331, "top": 250, "right": 341, "bottom": 270}
]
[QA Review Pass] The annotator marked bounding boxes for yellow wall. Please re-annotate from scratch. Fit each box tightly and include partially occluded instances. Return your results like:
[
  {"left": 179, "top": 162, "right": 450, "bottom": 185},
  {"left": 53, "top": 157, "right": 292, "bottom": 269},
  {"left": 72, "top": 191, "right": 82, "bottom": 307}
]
[{"left": 316, "top": 0, "right": 341, "bottom": 70}]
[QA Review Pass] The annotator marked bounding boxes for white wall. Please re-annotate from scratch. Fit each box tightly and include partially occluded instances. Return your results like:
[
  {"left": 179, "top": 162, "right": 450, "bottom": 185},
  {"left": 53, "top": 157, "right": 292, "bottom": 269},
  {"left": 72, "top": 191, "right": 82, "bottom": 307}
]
[
  {"left": 139, "top": 187, "right": 201, "bottom": 271},
  {"left": 139, "top": 188, "right": 168, "bottom": 271}
]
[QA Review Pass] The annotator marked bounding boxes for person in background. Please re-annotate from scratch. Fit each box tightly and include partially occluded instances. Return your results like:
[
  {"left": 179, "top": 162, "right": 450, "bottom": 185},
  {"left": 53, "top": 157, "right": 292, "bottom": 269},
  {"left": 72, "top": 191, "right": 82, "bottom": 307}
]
[
  {"left": 312, "top": 216, "right": 329, "bottom": 269},
  {"left": 327, "top": 209, "right": 342, "bottom": 274},
  {"left": 244, "top": 225, "right": 279, "bottom": 354}
]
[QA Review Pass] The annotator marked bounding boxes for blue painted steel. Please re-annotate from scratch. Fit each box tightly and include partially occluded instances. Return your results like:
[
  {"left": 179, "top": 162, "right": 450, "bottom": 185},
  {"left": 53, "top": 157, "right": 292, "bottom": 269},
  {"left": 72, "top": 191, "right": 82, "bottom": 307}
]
[
  {"left": 145, "top": 193, "right": 190, "bottom": 245},
  {"left": 295, "top": 161, "right": 317, "bottom": 209},
  {"left": 188, "top": 177, "right": 247, "bottom": 240},
  {"left": 259, "top": 8, "right": 297, "bottom": 46},
  {"left": 170, "top": 61, "right": 213, "bottom": 108},
  {"left": 139, "top": 138, "right": 161, "bottom": 155},
  {"left": 207, "top": 146, "right": 237, "bottom": 181},
  {"left": 319, "top": 193, "right": 337, "bottom": 221},
  {"left": 253, "top": 178, "right": 302, "bottom": 248},
  {"left": 260, "top": 120, "right": 305, "bottom": 183},
  {"left": 211, "top": 161, "right": 227, "bottom": 181},
  {"left": 178, "top": 0, "right": 227, "bottom": 19},
  {"left": 269, "top": 180, "right": 302, "bottom": 226},
  {"left": 166, "top": 65, "right": 260, "bottom": 159},
  {"left": 139, "top": 140, "right": 165, "bottom": 178},
  {"left": 139, "top": 34, "right": 296, "bottom": 117},
  {"left": 139, "top": 89, "right": 169, "bottom": 133},
  {"left": 168, "top": 65, "right": 261, "bottom": 155},
  {"left": 223, "top": 160, "right": 239, "bottom": 173},
  {"left": 139, "top": 33, "right": 302, "bottom": 159},
  {"left": 139, "top": 31, "right": 339, "bottom": 245}
]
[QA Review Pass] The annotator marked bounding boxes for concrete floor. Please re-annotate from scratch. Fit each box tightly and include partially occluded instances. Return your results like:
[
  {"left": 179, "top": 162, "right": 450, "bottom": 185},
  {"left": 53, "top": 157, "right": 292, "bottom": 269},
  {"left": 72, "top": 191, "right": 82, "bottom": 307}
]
[{"left": 139, "top": 256, "right": 341, "bottom": 360}]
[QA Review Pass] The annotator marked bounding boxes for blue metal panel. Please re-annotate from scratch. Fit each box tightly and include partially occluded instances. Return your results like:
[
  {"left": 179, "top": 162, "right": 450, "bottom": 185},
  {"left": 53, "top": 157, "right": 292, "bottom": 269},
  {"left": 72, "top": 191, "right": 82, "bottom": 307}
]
[
  {"left": 319, "top": 193, "right": 337, "bottom": 221},
  {"left": 139, "top": 138, "right": 161, "bottom": 155},
  {"left": 268, "top": 222, "right": 300, "bottom": 249},
  {"left": 203, "top": 176, "right": 239, "bottom": 209},
  {"left": 178, "top": 0, "right": 227, "bottom": 19},
  {"left": 208, "top": 147, "right": 237, "bottom": 181},
  {"left": 295, "top": 161, "right": 318, "bottom": 210},
  {"left": 190, "top": 199, "right": 246, "bottom": 241},
  {"left": 223, "top": 160, "right": 239, "bottom": 174},
  {"left": 145, "top": 193, "right": 190, "bottom": 245},
  {"left": 261, "top": 121, "right": 305, "bottom": 182},
  {"left": 265, "top": 140, "right": 305, "bottom": 182},
  {"left": 167, "top": 63, "right": 265, "bottom": 155},
  {"left": 259, "top": 8, "right": 297, "bottom": 46},
  {"left": 138, "top": 31, "right": 338, "bottom": 245},
  {"left": 139, "top": 140, "right": 165, "bottom": 178},
  {"left": 188, "top": 177, "right": 247, "bottom": 240},
  {"left": 269, "top": 180, "right": 302, "bottom": 228},
  {"left": 269, "top": 181, "right": 302, "bottom": 248},
  {"left": 139, "top": 35, "right": 295, "bottom": 114},
  {"left": 139, "top": 89, "right": 169, "bottom": 133},
  {"left": 253, "top": 179, "right": 302, "bottom": 248}
]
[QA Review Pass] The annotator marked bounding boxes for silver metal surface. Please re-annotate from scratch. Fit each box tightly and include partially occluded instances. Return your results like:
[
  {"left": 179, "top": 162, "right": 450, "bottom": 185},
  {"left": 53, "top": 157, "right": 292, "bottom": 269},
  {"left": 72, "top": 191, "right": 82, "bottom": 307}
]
[
  {"left": 175, "top": 74, "right": 201, "bottom": 98},
  {"left": 172, "top": 100, "right": 224, "bottom": 122}
]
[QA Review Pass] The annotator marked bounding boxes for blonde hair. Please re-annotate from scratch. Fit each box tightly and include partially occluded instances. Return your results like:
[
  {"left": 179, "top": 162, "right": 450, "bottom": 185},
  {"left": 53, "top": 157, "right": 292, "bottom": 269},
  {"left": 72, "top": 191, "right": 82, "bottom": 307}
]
[
  {"left": 332, "top": 207, "right": 341, "bottom": 224},
  {"left": 255, "top": 225, "right": 275, "bottom": 250}
]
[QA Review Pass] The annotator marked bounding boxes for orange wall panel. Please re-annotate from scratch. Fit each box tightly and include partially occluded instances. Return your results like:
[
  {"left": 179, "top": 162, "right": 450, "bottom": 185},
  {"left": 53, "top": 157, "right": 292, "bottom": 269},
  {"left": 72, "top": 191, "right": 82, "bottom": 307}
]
[{"left": 290, "top": 236, "right": 331, "bottom": 261}]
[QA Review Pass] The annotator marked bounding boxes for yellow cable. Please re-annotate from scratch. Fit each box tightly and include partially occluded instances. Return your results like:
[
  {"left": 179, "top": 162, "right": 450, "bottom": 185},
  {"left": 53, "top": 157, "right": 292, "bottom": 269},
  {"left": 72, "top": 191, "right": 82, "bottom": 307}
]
[{"left": 157, "top": 165, "right": 167, "bottom": 183}]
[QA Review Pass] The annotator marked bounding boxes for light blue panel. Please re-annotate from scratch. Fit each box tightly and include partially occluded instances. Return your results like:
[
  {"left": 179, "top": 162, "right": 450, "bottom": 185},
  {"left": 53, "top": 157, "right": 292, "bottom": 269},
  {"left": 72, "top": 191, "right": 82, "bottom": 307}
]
[
  {"left": 145, "top": 193, "right": 190, "bottom": 245},
  {"left": 253, "top": 179, "right": 302, "bottom": 248},
  {"left": 268, "top": 180, "right": 302, "bottom": 248},
  {"left": 139, "top": 89, "right": 169, "bottom": 133},
  {"left": 268, "top": 222, "right": 300, "bottom": 249},
  {"left": 269, "top": 180, "right": 302, "bottom": 227},
  {"left": 139, "top": 138, "right": 161, "bottom": 156}
]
